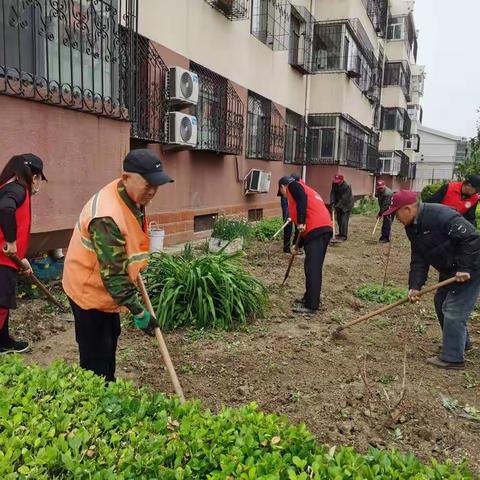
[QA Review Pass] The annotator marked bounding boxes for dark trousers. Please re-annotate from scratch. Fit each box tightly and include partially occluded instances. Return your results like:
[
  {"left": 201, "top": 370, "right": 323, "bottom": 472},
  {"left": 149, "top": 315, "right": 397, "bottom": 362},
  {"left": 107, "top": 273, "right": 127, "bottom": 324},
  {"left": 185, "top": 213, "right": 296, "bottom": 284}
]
[
  {"left": 281, "top": 197, "right": 298, "bottom": 251},
  {"left": 303, "top": 232, "right": 331, "bottom": 310},
  {"left": 434, "top": 274, "right": 480, "bottom": 363},
  {"left": 380, "top": 215, "right": 393, "bottom": 241},
  {"left": 0, "top": 308, "right": 10, "bottom": 346},
  {"left": 335, "top": 208, "right": 351, "bottom": 239},
  {"left": 0, "top": 265, "right": 18, "bottom": 347},
  {"left": 69, "top": 297, "right": 121, "bottom": 382}
]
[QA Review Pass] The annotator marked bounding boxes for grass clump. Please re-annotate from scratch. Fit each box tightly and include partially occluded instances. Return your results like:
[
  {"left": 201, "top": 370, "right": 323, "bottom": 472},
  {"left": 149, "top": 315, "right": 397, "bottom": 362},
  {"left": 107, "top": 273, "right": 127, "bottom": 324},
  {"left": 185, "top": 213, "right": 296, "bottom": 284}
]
[
  {"left": 252, "top": 216, "right": 285, "bottom": 241},
  {"left": 355, "top": 283, "right": 408, "bottom": 304},
  {"left": 211, "top": 215, "right": 251, "bottom": 241}
]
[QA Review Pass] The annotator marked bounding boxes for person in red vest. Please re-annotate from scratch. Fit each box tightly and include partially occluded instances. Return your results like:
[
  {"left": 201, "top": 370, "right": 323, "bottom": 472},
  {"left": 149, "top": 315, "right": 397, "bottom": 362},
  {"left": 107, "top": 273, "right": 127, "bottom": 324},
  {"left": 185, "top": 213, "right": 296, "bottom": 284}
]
[
  {"left": 278, "top": 176, "right": 333, "bottom": 314},
  {"left": 0, "top": 154, "right": 47, "bottom": 354},
  {"left": 425, "top": 175, "right": 480, "bottom": 226}
]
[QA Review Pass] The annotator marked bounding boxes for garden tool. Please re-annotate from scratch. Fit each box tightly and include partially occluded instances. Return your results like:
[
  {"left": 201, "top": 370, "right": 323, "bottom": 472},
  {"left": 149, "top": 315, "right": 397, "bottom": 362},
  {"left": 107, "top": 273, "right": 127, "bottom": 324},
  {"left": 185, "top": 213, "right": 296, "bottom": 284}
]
[
  {"left": 332, "top": 208, "right": 337, "bottom": 237},
  {"left": 332, "top": 277, "right": 457, "bottom": 338},
  {"left": 137, "top": 273, "right": 186, "bottom": 404},
  {"left": 272, "top": 218, "right": 291, "bottom": 240},
  {"left": 7, "top": 252, "right": 66, "bottom": 311},
  {"left": 365, "top": 217, "right": 381, "bottom": 244},
  {"left": 281, "top": 234, "right": 302, "bottom": 286}
]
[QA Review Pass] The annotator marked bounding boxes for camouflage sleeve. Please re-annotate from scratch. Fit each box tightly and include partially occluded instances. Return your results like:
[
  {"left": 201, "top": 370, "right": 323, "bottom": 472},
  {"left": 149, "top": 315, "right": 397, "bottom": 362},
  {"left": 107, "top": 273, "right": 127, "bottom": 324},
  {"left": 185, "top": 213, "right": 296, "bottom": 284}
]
[{"left": 88, "top": 217, "right": 144, "bottom": 316}]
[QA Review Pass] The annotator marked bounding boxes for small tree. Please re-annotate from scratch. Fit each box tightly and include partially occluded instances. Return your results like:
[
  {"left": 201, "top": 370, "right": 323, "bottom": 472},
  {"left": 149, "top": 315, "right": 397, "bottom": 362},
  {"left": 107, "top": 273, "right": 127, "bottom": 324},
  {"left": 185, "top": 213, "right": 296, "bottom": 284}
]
[{"left": 455, "top": 115, "right": 480, "bottom": 178}]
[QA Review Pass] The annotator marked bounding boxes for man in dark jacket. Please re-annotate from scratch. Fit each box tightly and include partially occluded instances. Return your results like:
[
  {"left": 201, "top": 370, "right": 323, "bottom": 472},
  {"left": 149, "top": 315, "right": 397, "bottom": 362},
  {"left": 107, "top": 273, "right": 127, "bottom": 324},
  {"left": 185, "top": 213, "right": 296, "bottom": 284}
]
[
  {"left": 425, "top": 175, "right": 480, "bottom": 226},
  {"left": 330, "top": 174, "right": 354, "bottom": 242},
  {"left": 278, "top": 176, "right": 333, "bottom": 314},
  {"left": 375, "top": 180, "right": 393, "bottom": 243},
  {"left": 384, "top": 190, "right": 480, "bottom": 370}
]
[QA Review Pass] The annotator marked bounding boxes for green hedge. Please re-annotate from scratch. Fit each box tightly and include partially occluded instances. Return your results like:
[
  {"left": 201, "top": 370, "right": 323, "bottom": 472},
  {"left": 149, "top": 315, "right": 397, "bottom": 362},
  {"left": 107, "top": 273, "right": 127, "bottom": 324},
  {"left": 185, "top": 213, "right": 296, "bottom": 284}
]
[
  {"left": 0, "top": 358, "right": 472, "bottom": 479},
  {"left": 420, "top": 182, "right": 446, "bottom": 202}
]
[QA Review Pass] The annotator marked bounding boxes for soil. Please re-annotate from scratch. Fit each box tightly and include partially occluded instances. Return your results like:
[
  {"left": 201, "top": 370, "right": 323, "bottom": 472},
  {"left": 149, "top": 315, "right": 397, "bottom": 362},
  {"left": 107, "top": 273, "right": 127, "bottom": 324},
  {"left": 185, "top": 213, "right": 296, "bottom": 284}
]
[{"left": 11, "top": 215, "right": 480, "bottom": 473}]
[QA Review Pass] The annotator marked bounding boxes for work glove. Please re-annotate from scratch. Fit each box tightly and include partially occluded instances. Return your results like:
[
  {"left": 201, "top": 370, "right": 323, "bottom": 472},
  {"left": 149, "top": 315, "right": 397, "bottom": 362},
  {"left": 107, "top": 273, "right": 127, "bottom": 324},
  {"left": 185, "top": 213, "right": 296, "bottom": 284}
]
[{"left": 133, "top": 309, "right": 159, "bottom": 337}]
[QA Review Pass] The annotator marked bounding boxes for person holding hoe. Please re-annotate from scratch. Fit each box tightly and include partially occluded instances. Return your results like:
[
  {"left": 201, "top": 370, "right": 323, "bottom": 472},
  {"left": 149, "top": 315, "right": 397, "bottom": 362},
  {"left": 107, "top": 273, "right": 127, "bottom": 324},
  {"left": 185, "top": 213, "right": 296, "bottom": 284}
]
[
  {"left": 63, "top": 149, "right": 173, "bottom": 382},
  {"left": 330, "top": 174, "right": 354, "bottom": 243},
  {"left": 375, "top": 180, "right": 393, "bottom": 243},
  {"left": 0, "top": 154, "right": 48, "bottom": 354},
  {"left": 384, "top": 190, "right": 480, "bottom": 370},
  {"left": 425, "top": 174, "right": 480, "bottom": 226},
  {"left": 278, "top": 176, "right": 333, "bottom": 314}
]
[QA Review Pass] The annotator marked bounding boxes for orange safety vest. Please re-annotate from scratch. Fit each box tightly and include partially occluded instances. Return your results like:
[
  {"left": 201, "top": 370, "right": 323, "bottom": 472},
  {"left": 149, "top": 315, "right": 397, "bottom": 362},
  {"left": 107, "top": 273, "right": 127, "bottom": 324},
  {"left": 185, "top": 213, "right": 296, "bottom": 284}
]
[
  {"left": 62, "top": 180, "right": 149, "bottom": 312},
  {"left": 442, "top": 181, "right": 479, "bottom": 215},
  {"left": 287, "top": 182, "right": 332, "bottom": 237}
]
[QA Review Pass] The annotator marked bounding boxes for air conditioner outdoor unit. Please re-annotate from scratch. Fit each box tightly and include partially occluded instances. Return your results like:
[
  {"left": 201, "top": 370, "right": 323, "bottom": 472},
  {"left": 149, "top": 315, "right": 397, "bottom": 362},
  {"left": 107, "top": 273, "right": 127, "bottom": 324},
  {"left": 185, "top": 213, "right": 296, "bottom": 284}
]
[
  {"left": 244, "top": 169, "right": 271, "bottom": 194},
  {"left": 168, "top": 66, "right": 199, "bottom": 105},
  {"left": 169, "top": 112, "right": 198, "bottom": 147}
]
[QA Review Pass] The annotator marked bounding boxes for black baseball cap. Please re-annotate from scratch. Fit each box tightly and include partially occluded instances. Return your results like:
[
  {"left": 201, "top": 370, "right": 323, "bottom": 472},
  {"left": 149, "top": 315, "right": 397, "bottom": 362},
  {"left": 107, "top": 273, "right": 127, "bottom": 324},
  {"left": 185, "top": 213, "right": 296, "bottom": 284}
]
[
  {"left": 277, "top": 175, "right": 294, "bottom": 196},
  {"left": 22, "top": 153, "right": 47, "bottom": 181},
  {"left": 123, "top": 149, "right": 173, "bottom": 186},
  {"left": 465, "top": 174, "right": 480, "bottom": 191}
]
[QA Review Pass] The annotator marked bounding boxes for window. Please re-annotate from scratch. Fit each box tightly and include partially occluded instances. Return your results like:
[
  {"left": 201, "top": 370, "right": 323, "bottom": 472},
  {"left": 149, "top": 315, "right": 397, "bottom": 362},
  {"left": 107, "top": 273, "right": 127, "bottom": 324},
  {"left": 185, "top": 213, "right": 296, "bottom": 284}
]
[
  {"left": 312, "top": 23, "right": 343, "bottom": 71},
  {"left": 194, "top": 214, "right": 217, "bottom": 232},
  {"left": 307, "top": 114, "right": 337, "bottom": 164},
  {"left": 405, "top": 134, "right": 420, "bottom": 152},
  {"left": 381, "top": 108, "right": 411, "bottom": 138},
  {"left": 246, "top": 92, "right": 284, "bottom": 161},
  {"left": 387, "top": 17, "right": 404, "bottom": 40},
  {"left": 248, "top": 209, "right": 264, "bottom": 221},
  {"left": 251, "top": 0, "right": 290, "bottom": 51},
  {"left": 191, "top": 62, "right": 244, "bottom": 155},
  {"left": 284, "top": 110, "right": 306, "bottom": 164},
  {"left": 288, "top": 6, "right": 314, "bottom": 74}
]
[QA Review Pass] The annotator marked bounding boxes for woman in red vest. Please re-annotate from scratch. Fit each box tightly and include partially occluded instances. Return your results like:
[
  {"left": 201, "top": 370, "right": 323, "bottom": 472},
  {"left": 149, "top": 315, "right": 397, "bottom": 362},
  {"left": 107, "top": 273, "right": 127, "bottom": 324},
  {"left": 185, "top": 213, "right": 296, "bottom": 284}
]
[
  {"left": 425, "top": 175, "right": 480, "bottom": 226},
  {"left": 0, "top": 154, "right": 47, "bottom": 354}
]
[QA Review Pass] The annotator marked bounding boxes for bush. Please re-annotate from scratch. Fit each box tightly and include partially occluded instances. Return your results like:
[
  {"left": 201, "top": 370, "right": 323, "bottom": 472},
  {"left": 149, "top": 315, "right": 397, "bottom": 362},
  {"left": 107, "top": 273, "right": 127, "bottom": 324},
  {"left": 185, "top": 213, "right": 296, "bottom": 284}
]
[
  {"left": 352, "top": 197, "right": 378, "bottom": 215},
  {"left": 420, "top": 182, "right": 446, "bottom": 201},
  {"left": 211, "top": 216, "right": 251, "bottom": 241},
  {"left": 142, "top": 251, "right": 268, "bottom": 330},
  {"left": 355, "top": 283, "right": 408, "bottom": 304},
  {"left": 0, "top": 358, "right": 472, "bottom": 479},
  {"left": 253, "top": 216, "right": 285, "bottom": 242}
]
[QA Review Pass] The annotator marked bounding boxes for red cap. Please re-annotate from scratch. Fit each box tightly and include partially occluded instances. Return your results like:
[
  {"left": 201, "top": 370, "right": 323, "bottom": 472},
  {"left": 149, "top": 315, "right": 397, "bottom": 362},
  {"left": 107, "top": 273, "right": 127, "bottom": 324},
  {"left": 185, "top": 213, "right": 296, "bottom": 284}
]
[
  {"left": 333, "top": 174, "right": 344, "bottom": 184},
  {"left": 383, "top": 190, "right": 418, "bottom": 217},
  {"left": 376, "top": 180, "right": 385, "bottom": 189}
]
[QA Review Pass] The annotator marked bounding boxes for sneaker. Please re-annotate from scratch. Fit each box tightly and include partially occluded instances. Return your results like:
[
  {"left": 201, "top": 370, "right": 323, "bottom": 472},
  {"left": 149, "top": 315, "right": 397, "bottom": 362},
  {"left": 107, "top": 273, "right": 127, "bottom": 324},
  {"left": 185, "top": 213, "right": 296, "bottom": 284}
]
[
  {"left": 293, "top": 298, "right": 305, "bottom": 305},
  {"left": 292, "top": 306, "right": 318, "bottom": 315},
  {"left": 379, "top": 238, "right": 390, "bottom": 243},
  {"left": 426, "top": 356, "right": 465, "bottom": 370},
  {"left": 0, "top": 339, "right": 30, "bottom": 355}
]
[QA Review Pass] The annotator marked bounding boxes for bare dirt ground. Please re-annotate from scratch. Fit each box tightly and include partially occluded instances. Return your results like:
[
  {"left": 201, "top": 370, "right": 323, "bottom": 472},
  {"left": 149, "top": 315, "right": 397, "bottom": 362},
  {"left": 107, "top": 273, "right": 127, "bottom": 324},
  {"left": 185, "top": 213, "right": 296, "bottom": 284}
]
[{"left": 12, "top": 215, "right": 480, "bottom": 473}]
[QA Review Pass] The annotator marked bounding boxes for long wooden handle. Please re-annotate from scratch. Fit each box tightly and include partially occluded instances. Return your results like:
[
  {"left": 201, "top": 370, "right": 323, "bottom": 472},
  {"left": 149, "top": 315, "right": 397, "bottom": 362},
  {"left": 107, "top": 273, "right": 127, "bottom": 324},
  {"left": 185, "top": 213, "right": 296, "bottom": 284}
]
[
  {"left": 335, "top": 277, "right": 458, "bottom": 334},
  {"left": 332, "top": 208, "right": 337, "bottom": 237},
  {"left": 372, "top": 217, "right": 381, "bottom": 237},
  {"left": 137, "top": 274, "right": 186, "bottom": 404},
  {"left": 9, "top": 254, "right": 66, "bottom": 311},
  {"left": 272, "top": 218, "right": 291, "bottom": 240},
  {"left": 281, "top": 234, "right": 302, "bottom": 286}
]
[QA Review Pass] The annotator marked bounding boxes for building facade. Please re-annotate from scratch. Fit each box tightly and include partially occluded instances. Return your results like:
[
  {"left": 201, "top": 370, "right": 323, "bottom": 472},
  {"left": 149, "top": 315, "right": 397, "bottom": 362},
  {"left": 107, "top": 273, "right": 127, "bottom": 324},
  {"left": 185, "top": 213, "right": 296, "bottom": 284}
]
[{"left": 0, "top": 0, "right": 423, "bottom": 250}]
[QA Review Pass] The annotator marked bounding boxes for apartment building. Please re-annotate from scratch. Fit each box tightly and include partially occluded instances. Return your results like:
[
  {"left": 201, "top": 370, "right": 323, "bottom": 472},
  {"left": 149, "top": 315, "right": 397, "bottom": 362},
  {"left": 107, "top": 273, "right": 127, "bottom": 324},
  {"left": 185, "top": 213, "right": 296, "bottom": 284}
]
[{"left": 0, "top": 0, "right": 423, "bottom": 250}]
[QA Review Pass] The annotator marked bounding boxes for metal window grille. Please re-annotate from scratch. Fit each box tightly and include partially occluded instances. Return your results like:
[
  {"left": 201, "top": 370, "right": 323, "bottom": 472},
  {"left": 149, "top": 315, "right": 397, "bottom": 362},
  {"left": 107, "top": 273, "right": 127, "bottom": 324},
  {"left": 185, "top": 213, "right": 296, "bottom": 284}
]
[
  {"left": 129, "top": 33, "right": 169, "bottom": 143},
  {"left": 1, "top": 0, "right": 138, "bottom": 120},
  {"left": 366, "top": 130, "right": 380, "bottom": 172},
  {"left": 383, "top": 61, "right": 411, "bottom": 100},
  {"left": 378, "top": 150, "right": 408, "bottom": 176},
  {"left": 204, "top": 0, "right": 249, "bottom": 20},
  {"left": 190, "top": 62, "right": 244, "bottom": 155},
  {"left": 361, "top": 0, "right": 388, "bottom": 37},
  {"left": 246, "top": 91, "right": 284, "bottom": 161},
  {"left": 288, "top": 5, "right": 315, "bottom": 74},
  {"left": 250, "top": 0, "right": 290, "bottom": 51},
  {"left": 381, "top": 107, "right": 411, "bottom": 138},
  {"left": 284, "top": 109, "right": 306, "bottom": 165},
  {"left": 306, "top": 114, "right": 336, "bottom": 165}
]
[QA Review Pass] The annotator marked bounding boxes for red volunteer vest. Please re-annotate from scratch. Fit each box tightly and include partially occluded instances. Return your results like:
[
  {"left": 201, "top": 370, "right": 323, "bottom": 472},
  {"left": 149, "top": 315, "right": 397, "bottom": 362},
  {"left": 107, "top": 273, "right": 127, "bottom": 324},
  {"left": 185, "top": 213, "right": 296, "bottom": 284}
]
[
  {"left": 287, "top": 182, "right": 332, "bottom": 237},
  {"left": 442, "top": 182, "right": 479, "bottom": 215},
  {"left": 0, "top": 179, "right": 31, "bottom": 270}
]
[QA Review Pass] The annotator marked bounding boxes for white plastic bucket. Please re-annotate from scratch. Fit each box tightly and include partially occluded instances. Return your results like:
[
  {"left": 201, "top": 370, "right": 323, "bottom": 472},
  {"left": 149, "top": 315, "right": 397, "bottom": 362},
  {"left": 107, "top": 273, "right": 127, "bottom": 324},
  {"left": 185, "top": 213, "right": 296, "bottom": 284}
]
[{"left": 148, "top": 221, "right": 165, "bottom": 252}]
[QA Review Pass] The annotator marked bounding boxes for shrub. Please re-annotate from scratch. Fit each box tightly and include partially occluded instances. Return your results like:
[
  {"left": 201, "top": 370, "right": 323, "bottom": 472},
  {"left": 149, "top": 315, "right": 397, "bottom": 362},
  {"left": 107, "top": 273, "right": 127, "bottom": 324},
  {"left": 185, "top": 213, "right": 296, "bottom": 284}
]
[
  {"left": 420, "top": 182, "right": 446, "bottom": 201},
  {"left": 211, "top": 216, "right": 251, "bottom": 241},
  {"left": 352, "top": 197, "right": 378, "bottom": 215},
  {"left": 0, "top": 358, "right": 472, "bottom": 479},
  {"left": 355, "top": 283, "right": 408, "bottom": 304},
  {"left": 253, "top": 216, "right": 285, "bottom": 242},
  {"left": 142, "top": 251, "right": 268, "bottom": 330}
]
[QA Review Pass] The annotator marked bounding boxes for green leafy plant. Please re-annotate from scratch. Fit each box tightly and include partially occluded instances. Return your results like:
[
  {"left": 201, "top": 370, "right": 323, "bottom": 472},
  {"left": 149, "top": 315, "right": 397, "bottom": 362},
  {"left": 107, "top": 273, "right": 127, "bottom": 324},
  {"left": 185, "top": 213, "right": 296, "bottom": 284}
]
[
  {"left": 252, "top": 216, "right": 285, "bottom": 241},
  {"left": 420, "top": 182, "right": 446, "bottom": 201},
  {"left": 352, "top": 197, "right": 378, "bottom": 215},
  {"left": 211, "top": 215, "right": 251, "bottom": 241},
  {"left": 0, "top": 358, "right": 473, "bottom": 479},
  {"left": 143, "top": 251, "right": 268, "bottom": 330},
  {"left": 355, "top": 283, "right": 408, "bottom": 304}
]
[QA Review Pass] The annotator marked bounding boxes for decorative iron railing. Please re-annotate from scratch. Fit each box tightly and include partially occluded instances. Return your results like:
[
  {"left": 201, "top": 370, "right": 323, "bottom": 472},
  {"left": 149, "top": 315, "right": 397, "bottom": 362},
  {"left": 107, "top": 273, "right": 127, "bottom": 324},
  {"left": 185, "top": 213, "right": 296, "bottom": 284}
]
[
  {"left": 204, "top": 0, "right": 249, "bottom": 20},
  {"left": 191, "top": 62, "right": 244, "bottom": 155},
  {"left": 284, "top": 109, "right": 306, "bottom": 165},
  {"left": 246, "top": 91, "right": 284, "bottom": 161}
]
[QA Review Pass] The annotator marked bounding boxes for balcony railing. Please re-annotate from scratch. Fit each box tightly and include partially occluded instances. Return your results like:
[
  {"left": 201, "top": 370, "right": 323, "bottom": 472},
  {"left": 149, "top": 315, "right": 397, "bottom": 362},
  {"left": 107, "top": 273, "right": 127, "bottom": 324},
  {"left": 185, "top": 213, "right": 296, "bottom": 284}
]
[
  {"left": 204, "top": 0, "right": 249, "bottom": 20},
  {"left": 251, "top": 0, "right": 291, "bottom": 51},
  {"left": 381, "top": 108, "right": 411, "bottom": 138},
  {"left": 191, "top": 62, "right": 244, "bottom": 155},
  {"left": 284, "top": 110, "right": 306, "bottom": 165},
  {"left": 246, "top": 92, "right": 284, "bottom": 161},
  {"left": 1, "top": 0, "right": 137, "bottom": 121}
]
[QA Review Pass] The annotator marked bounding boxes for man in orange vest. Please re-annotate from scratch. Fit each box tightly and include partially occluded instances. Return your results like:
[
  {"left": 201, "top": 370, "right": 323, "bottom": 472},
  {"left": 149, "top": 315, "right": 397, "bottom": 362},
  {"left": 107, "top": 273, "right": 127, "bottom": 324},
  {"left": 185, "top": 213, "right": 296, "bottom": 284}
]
[
  {"left": 278, "top": 176, "right": 333, "bottom": 314},
  {"left": 425, "top": 175, "right": 480, "bottom": 226},
  {"left": 63, "top": 149, "right": 173, "bottom": 382}
]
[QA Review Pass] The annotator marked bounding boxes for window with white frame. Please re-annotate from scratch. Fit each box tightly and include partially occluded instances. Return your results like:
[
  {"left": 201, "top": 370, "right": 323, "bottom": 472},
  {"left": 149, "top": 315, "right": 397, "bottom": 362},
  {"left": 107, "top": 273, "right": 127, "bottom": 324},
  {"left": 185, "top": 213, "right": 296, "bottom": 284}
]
[{"left": 387, "top": 17, "right": 404, "bottom": 40}]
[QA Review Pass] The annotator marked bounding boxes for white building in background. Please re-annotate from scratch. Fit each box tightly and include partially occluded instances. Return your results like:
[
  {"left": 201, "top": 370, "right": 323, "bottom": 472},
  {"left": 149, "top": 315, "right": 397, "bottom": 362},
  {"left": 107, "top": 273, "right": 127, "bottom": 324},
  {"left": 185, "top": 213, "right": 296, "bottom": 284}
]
[{"left": 413, "top": 125, "right": 468, "bottom": 191}]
